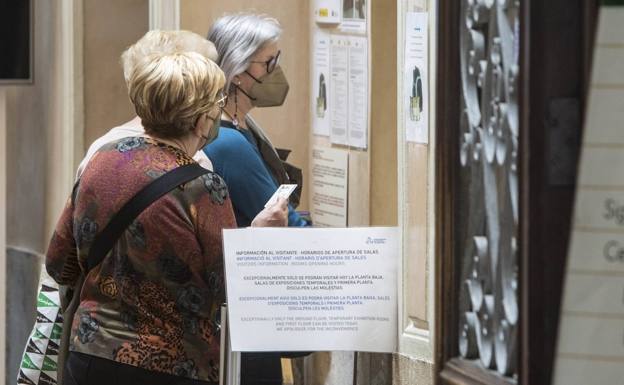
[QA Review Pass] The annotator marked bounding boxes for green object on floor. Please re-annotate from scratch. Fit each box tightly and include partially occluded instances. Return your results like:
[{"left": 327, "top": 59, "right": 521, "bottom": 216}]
[{"left": 602, "top": 0, "right": 624, "bottom": 6}]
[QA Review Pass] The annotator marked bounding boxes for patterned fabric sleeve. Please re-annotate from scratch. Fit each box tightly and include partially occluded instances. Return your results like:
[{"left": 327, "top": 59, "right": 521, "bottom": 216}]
[
  {"left": 193, "top": 171, "right": 236, "bottom": 276},
  {"left": 45, "top": 196, "right": 81, "bottom": 285},
  {"left": 194, "top": 172, "right": 237, "bottom": 250}
]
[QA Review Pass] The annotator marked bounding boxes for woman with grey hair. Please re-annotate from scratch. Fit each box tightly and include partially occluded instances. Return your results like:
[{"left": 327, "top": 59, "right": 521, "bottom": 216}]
[
  {"left": 205, "top": 13, "right": 306, "bottom": 228},
  {"left": 204, "top": 12, "right": 310, "bottom": 385}
]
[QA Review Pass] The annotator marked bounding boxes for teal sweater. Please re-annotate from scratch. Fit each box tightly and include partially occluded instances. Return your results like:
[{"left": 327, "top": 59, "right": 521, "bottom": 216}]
[{"left": 203, "top": 121, "right": 307, "bottom": 227}]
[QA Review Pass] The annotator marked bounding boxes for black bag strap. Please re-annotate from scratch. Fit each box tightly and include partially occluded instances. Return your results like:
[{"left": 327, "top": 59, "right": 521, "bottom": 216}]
[{"left": 86, "top": 163, "right": 209, "bottom": 272}]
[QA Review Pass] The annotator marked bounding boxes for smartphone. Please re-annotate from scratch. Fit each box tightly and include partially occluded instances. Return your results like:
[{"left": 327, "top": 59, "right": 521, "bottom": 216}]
[{"left": 264, "top": 184, "right": 298, "bottom": 208}]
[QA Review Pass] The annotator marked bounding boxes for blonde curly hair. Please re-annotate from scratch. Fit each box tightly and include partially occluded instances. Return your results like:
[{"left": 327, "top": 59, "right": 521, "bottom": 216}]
[{"left": 127, "top": 51, "right": 225, "bottom": 139}]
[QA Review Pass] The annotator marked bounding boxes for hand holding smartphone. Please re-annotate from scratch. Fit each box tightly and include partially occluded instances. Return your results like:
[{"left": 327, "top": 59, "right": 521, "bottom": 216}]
[{"left": 264, "top": 184, "right": 297, "bottom": 208}]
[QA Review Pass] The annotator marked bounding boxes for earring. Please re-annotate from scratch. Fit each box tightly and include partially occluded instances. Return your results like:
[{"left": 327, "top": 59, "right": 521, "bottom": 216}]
[{"left": 233, "top": 86, "right": 239, "bottom": 127}]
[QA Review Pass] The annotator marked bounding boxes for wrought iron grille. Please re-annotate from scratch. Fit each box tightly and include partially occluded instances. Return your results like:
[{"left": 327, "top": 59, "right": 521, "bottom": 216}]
[{"left": 456, "top": 0, "right": 520, "bottom": 378}]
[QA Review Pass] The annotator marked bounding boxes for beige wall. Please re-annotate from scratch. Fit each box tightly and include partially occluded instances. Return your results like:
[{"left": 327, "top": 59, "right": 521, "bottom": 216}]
[
  {"left": 45, "top": 0, "right": 85, "bottom": 246},
  {"left": 181, "top": 0, "right": 311, "bottom": 210},
  {"left": 402, "top": 0, "right": 431, "bottom": 328},
  {"left": 6, "top": 1, "right": 61, "bottom": 252},
  {"left": 83, "top": 0, "right": 149, "bottom": 146},
  {"left": 1, "top": 0, "right": 127, "bottom": 257},
  {"left": 3, "top": 2, "right": 69, "bottom": 382},
  {"left": 370, "top": 0, "right": 399, "bottom": 226}
]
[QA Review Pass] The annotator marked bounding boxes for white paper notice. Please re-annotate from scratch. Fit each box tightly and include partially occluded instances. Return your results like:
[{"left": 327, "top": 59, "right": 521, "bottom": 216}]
[
  {"left": 347, "top": 36, "right": 368, "bottom": 149},
  {"left": 311, "top": 146, "right": 349, "bottom": 227},
  {"left": 339, "top": 0, "right": 367, "bottom": 34},
  {"left": 329, "top": 35, "right": 369, "bottom": 149},
  {"left": 552, "top": 7, "right": 624, "bottom": 385},
  {"left": 330, "top": 36, "right": 349, "bottom": 145},
  {"left": 312, "top": 29, "right": 332, "bottom": 137},
  {"left": 403, "top": 12, "right": 429, "bottom": 144},
  {"left": 223, "top": 227, "right": 399, "bottom": 353}
]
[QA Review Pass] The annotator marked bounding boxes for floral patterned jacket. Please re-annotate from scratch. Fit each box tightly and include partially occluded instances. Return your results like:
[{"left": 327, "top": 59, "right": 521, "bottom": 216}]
[{"left": 45, "top": 137, "right": 236, "bottom": 383}]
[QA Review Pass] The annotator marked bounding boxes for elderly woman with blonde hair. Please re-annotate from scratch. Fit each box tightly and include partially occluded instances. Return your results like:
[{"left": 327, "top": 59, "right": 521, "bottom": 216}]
[
  {"left": 46, "top": 45, "right": 287, "bottom": 384},
  {"left": 76, "top": 29, "right": 220, "bottom": 177}
]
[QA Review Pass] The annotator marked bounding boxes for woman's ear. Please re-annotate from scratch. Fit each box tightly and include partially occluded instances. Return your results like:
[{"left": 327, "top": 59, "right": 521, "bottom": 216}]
[{"left": 193, "top": 113, "right": 208, "bottom": 136}]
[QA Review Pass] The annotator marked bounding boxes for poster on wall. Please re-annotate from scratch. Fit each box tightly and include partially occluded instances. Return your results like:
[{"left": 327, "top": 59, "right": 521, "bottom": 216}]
[
  {"left": 329, "top": 35, "right": 369, "bottom": 149},
  {"left": 339, "top": 0, "right": 367, "bottom": 34},
  {"left": 312, "top": 29, "right": 332, "bottom": 137},
  {"left": 330, "top": 36, "right": 350, "bottom": 146},
  {"left": 403, "top": 12, "right": 429, "bottom": 144},
  {"left": 311, "top": 146, "right": 349, "bottom": 227},
  {"left": 314, "top": 0, "right": 342, "bottom": 25},
  {"left": 223, "top": 227, "right": 399, "bottom": 352},
  {"left": 347, "top": 36, "right": 368, "bottom": 149}
]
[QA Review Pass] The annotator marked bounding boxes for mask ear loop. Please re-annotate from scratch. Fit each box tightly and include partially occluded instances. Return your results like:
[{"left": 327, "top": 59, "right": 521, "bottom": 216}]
[{"left": 234, "top": 76, "right": 257, "bottom": 103}]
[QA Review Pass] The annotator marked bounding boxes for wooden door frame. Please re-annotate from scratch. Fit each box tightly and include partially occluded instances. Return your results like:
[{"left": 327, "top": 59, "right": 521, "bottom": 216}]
[
  {"left": 433, "top": 0, "right": 462, "bottom": 381},
  {"left": 433, "top": 1, "right": 523, "bottom": 381},
  {"left": 434, "top": 0, "right": 599, "bottom": 384},
  {"left": 0, "top": 87, "right": 7, "bottom": 385}
]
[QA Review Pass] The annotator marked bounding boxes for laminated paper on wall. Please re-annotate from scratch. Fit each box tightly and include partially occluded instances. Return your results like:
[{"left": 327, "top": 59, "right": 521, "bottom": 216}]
[{"left": 552, "top": 6, "right": 624, "bottom": 385}]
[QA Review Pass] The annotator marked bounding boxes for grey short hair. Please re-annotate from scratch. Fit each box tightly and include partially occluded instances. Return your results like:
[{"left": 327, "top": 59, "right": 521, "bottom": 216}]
[{"left": 208, "top": 13, "right": 282, "bottom": 91}]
